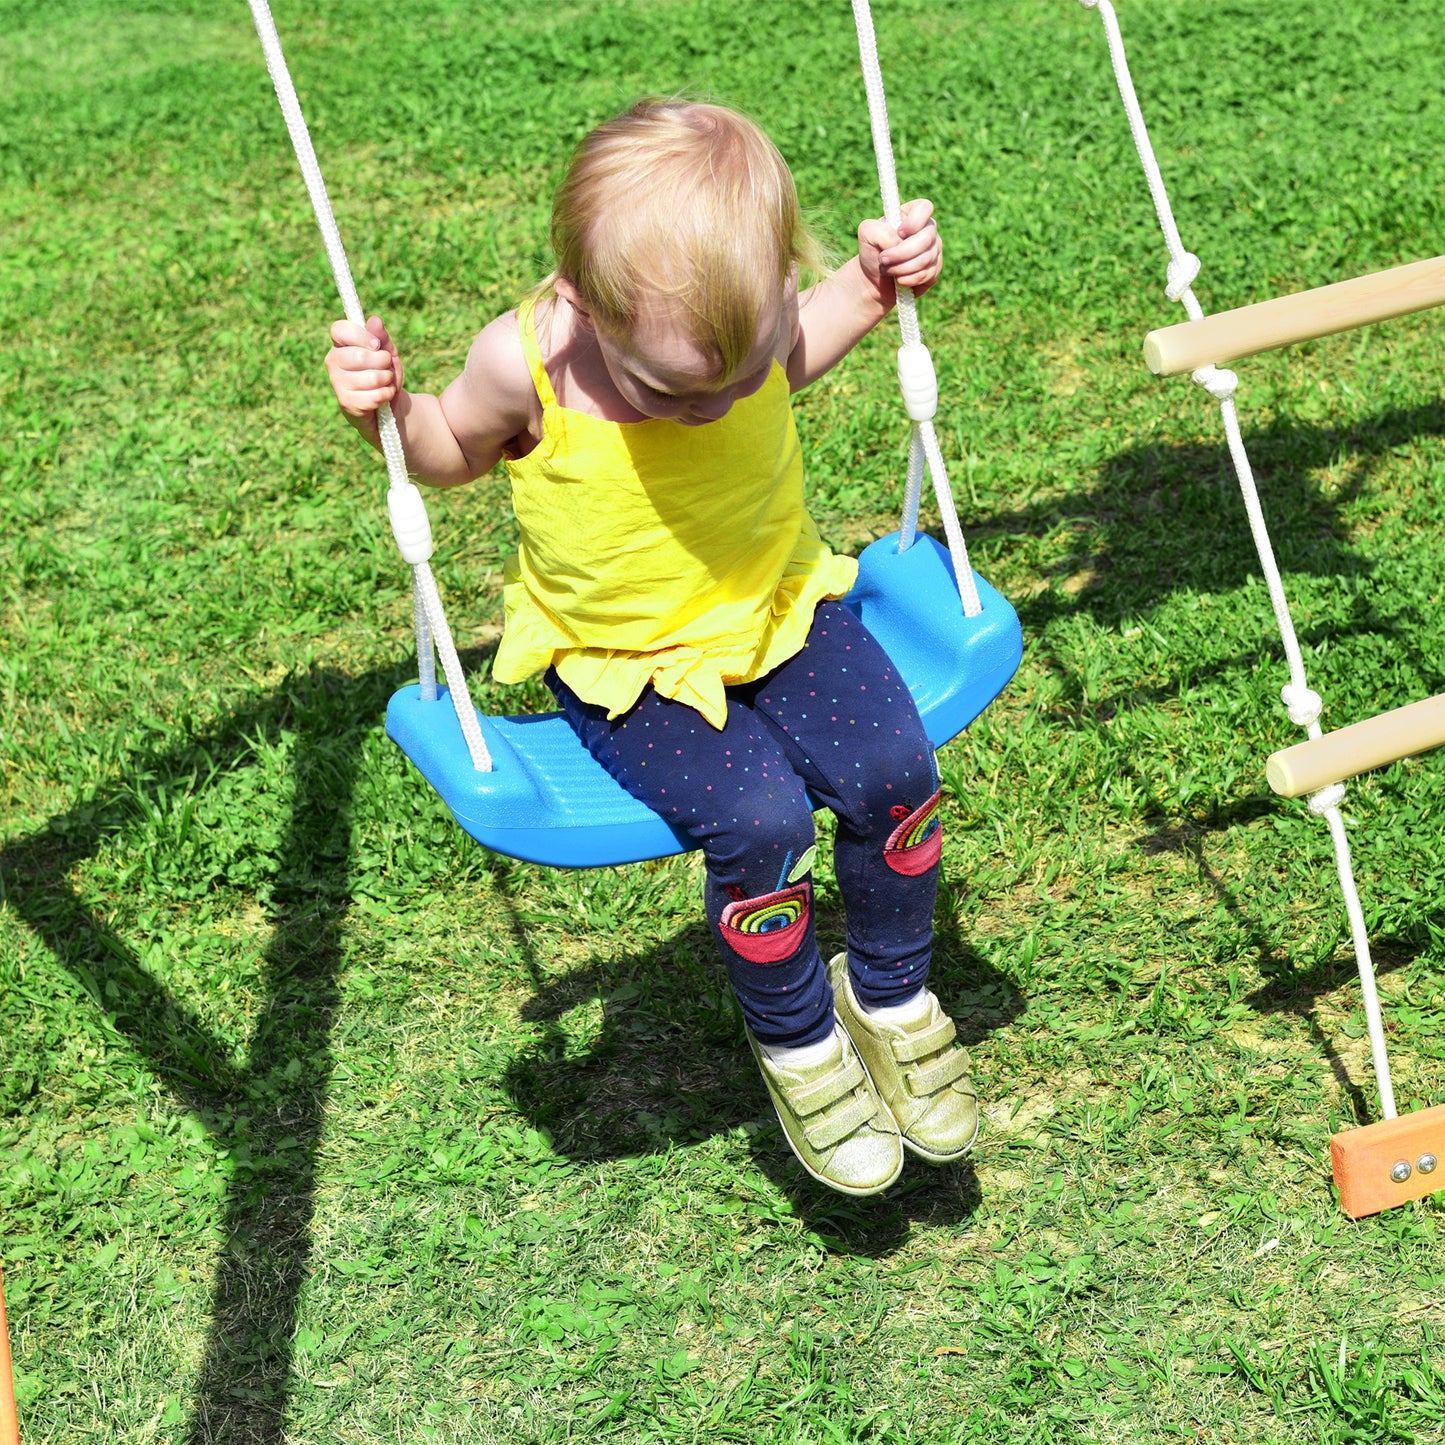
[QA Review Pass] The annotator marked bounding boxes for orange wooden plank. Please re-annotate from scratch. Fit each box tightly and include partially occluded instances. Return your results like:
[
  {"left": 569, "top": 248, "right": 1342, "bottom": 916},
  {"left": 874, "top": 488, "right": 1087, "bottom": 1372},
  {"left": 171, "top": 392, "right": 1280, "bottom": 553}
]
[
  {"left": 0, "top": 1261, "right": 18, "bottom": 1445},
  {"left": 1331, "top": 1102, "right": 1445, "bottom": 1218}
]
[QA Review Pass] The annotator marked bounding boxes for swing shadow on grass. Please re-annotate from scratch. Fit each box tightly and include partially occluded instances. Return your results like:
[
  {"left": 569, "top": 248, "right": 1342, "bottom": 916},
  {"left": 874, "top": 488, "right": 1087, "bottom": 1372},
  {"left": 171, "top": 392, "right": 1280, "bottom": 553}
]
[
  {"left": 1001, "top": 397, "right": 1445, "bottom": 693},
  {"left": 1139, "top": 810, "right": 1422, "bottom": 1130},
  {"left": 0, "top": 666, "right": 370, "bottom": 1445},
  {"left": 495, "top": 895, "right": 1014, "bottom": 1246},
  {"left": 0, "top": 653, "right": 1005, "bottom": 1436},
  {"left": 3, "top": 399, "right": 1443, "bottom": 1437}
]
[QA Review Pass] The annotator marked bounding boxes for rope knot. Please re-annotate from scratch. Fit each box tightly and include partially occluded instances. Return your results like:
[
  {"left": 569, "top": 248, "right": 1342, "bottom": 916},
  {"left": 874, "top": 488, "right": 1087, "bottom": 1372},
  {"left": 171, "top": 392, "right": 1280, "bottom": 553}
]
[
  {"left": 1308, "top": 782, "right": 1346, "bottom": 816},
  {"left": 1165, "top": 252, "right": 1201, "bottom": 302},
  {"left": 1191, "top": 364, "right": 1238, "bottom": 401},
  {"left": 1280, "top": 684, "right": 1322, "bottom": 728}
]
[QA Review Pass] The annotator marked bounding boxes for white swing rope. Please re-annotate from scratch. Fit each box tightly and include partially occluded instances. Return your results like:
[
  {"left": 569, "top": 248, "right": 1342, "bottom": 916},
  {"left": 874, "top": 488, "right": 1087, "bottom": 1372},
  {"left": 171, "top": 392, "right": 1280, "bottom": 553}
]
[
  {"left": 247, "top": 0, "right": 492, "bottom": 772},
  {"left": 851, "top": 0, "right": 983, "bottom": 618},
  {"left": 1077, "top": 0, "right": 1396, "bottom": 1118}
]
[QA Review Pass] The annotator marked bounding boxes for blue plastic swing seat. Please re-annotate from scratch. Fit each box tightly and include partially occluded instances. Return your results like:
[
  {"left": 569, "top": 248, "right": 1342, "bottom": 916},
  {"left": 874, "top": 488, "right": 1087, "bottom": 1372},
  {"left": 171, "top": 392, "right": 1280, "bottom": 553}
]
[{"left": 386, "top": 531, "right": 1022, "bottom": 868}]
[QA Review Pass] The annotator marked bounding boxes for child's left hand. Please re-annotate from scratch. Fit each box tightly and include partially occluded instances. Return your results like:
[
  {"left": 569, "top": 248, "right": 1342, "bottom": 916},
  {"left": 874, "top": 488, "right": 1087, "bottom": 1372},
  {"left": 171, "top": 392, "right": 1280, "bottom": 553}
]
[{"left": 858, "top": 198, "right": 942, "bottom": 306}]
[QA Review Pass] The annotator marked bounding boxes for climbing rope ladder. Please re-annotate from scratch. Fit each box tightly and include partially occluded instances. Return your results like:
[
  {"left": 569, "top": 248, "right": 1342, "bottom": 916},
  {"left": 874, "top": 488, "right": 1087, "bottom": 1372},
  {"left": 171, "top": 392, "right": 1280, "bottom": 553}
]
[
  {"left": 247, "top": 0, "right": 1021, "bottom": 869},
  {"left": 1077, "top": 0, "right": 1445, "bottom": 1217}
]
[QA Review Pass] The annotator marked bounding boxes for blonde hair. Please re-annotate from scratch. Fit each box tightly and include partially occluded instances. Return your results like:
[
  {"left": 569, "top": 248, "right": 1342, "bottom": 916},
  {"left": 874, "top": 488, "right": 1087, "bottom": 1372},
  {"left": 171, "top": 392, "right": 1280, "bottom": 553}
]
[{"left": 545, "top": 98, "right": 823, "bottom": 384}]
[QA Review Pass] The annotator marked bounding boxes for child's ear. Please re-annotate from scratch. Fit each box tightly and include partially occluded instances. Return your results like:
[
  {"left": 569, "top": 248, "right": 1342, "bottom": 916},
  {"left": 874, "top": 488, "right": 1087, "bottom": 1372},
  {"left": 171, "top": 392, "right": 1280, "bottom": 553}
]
[{"left": 554, "top": 277, "right": 592, "bottom": 327}]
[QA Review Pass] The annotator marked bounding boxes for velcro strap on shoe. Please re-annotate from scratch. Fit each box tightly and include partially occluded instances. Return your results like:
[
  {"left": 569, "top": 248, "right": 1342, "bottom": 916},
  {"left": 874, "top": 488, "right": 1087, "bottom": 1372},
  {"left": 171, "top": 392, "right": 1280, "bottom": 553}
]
[
  {"left": 789, "top": 1055, "right": 865, "bottom": 1116},
  {"left": 908, "top": 1045, "right": 973, "bottom": 1098},
  {"left": 891, "top": 1015, "right": 956, "bottom": 1064},
  {"left": 805, "top": 1091, "right": 877, "bottom": 1150}
]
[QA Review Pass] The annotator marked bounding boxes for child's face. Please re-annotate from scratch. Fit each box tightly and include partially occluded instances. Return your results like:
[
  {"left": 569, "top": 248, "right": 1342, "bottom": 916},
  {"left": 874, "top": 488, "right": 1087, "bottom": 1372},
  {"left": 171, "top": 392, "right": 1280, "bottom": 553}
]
[{"left": 596, "top": 298, "right": 783, "bottom": 426}]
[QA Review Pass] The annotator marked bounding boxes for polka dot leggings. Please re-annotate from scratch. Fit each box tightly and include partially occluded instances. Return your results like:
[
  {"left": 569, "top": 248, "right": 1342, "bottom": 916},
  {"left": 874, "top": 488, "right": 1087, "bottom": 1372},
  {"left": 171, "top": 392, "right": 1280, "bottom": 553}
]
[{"left": 548, "top": 603, "right": 942, "bottom": 1048}]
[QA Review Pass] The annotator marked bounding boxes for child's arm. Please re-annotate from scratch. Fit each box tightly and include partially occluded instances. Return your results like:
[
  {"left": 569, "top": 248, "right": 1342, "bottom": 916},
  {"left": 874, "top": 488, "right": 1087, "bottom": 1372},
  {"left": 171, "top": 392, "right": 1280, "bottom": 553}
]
[
  {"left": 786, "top": 198, "right": 942, "bottom": 392},
  {"left": 325, "top": 313, "right": 534, "bottom": 487}
]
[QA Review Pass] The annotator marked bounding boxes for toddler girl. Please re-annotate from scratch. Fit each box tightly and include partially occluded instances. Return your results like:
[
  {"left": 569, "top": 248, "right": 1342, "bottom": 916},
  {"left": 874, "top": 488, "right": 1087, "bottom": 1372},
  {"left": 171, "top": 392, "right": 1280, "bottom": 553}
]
[{"left": 326, "top": 98, "right": 978, "bottom": 1196}]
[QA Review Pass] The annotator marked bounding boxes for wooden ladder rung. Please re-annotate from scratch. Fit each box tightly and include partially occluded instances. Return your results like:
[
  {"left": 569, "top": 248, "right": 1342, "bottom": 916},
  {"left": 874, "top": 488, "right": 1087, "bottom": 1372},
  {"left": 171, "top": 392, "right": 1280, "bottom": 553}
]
[
  {"left": 1266, "top": 693, "right": 1445, "bottom": 798},
  {"left": 1143, "top": 254, "right": 1445, "bottom": 377}
]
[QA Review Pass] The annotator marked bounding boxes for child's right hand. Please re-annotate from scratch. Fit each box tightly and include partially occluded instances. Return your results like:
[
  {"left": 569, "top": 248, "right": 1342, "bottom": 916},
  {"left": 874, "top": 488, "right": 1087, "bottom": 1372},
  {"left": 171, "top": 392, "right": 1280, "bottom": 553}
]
[{"left": 325, "top": 315, "right": 403, "bottom": 432}]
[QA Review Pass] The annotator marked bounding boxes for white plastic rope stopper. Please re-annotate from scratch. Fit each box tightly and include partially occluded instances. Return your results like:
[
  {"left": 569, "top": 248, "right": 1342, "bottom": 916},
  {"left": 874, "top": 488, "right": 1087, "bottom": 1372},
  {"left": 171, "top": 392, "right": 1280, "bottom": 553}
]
[{"left": 897, "top": 343, "right": 938, "bottom": 422}]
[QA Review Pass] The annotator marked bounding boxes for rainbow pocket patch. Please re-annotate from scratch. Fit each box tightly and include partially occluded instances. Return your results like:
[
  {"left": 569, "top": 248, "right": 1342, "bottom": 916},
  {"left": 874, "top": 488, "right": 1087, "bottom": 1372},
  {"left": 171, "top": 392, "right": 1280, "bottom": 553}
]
[
  {"left": 883, "top": 790, "right": 943, "bottom": 876},
  {"left": 720, "top": 882, "right": 812, "bottom": 965}
]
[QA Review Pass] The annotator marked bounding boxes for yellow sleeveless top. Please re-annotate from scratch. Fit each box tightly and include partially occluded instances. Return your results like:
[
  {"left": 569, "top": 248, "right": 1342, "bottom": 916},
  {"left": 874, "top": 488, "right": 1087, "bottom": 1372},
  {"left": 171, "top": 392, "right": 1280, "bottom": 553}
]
[{"left": 494, "top": 299, "right": 858, "bottom": 729}]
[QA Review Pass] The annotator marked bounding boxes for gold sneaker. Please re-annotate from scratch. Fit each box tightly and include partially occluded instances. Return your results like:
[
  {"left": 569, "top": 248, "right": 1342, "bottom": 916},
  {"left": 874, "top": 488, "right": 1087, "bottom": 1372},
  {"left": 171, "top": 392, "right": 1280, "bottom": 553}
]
[
  {"left": 828, "top": 954, "right": 979, "bottom": 1162},
  {"left": 746, "top": 1024, "right": 904, "bottom": 1196}
]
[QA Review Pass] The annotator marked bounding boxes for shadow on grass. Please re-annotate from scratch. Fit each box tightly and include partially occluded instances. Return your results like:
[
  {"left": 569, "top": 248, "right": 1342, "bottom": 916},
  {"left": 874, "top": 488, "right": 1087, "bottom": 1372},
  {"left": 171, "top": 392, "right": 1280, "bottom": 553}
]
[
  {"left": 498, "top": 901, "right": 1015, "bottom": 1248},
  {"left": 0, "top": 665, "right": 376, "bottom": 1445},
  {"left": 3, "top": 398, "right": 1442, "bottom": 1433},
  {"left": 1030, "top": 399, "right": 1445, "bottom": 1127},
  {"left": 1017, "top": 399, "right": 1445, "bottom": 616},
  {"left": 996, "top": 399, "right": 1445, "bottom": 719},
  {"left": 1140, "top": 805, "right": 1423, "bottom": 1127}
]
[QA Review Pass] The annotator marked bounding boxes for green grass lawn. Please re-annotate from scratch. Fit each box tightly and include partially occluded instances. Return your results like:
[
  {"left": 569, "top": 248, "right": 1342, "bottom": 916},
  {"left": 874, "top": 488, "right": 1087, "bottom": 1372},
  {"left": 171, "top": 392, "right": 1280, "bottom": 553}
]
[{"left": 4, "top": 0, "right": 1445, "bottom": 1440}]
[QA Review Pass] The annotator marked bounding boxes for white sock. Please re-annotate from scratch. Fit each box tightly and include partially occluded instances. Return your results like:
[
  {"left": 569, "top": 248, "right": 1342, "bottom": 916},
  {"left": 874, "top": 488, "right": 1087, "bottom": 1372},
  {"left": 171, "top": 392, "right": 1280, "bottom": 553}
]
[
  {"left": 863, "top": 988, "right": 930, "bottom": 1026},
  {"left": 763, "top": 1031, "right": 839, "bottom": 1069}
]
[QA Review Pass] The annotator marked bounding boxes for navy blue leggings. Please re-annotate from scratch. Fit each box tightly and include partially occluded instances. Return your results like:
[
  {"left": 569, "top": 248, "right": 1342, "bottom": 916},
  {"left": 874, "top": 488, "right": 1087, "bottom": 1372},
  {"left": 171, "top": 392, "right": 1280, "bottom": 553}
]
[{"left": 549, "top": 603, "right": 942, "bottom": 1048}]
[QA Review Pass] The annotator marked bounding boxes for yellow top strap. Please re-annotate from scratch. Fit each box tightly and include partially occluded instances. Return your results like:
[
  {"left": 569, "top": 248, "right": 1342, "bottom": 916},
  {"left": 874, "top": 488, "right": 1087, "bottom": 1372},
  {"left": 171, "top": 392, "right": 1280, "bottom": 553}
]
[{"left": 514, "top": 293, "right": 557, "bottom": 409}]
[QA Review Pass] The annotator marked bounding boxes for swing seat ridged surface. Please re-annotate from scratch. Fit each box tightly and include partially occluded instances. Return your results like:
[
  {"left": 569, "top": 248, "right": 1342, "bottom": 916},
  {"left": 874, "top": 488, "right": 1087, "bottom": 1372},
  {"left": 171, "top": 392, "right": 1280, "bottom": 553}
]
[{"left": 386, "top": 532, "right": 1021, "bottom": 868}]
